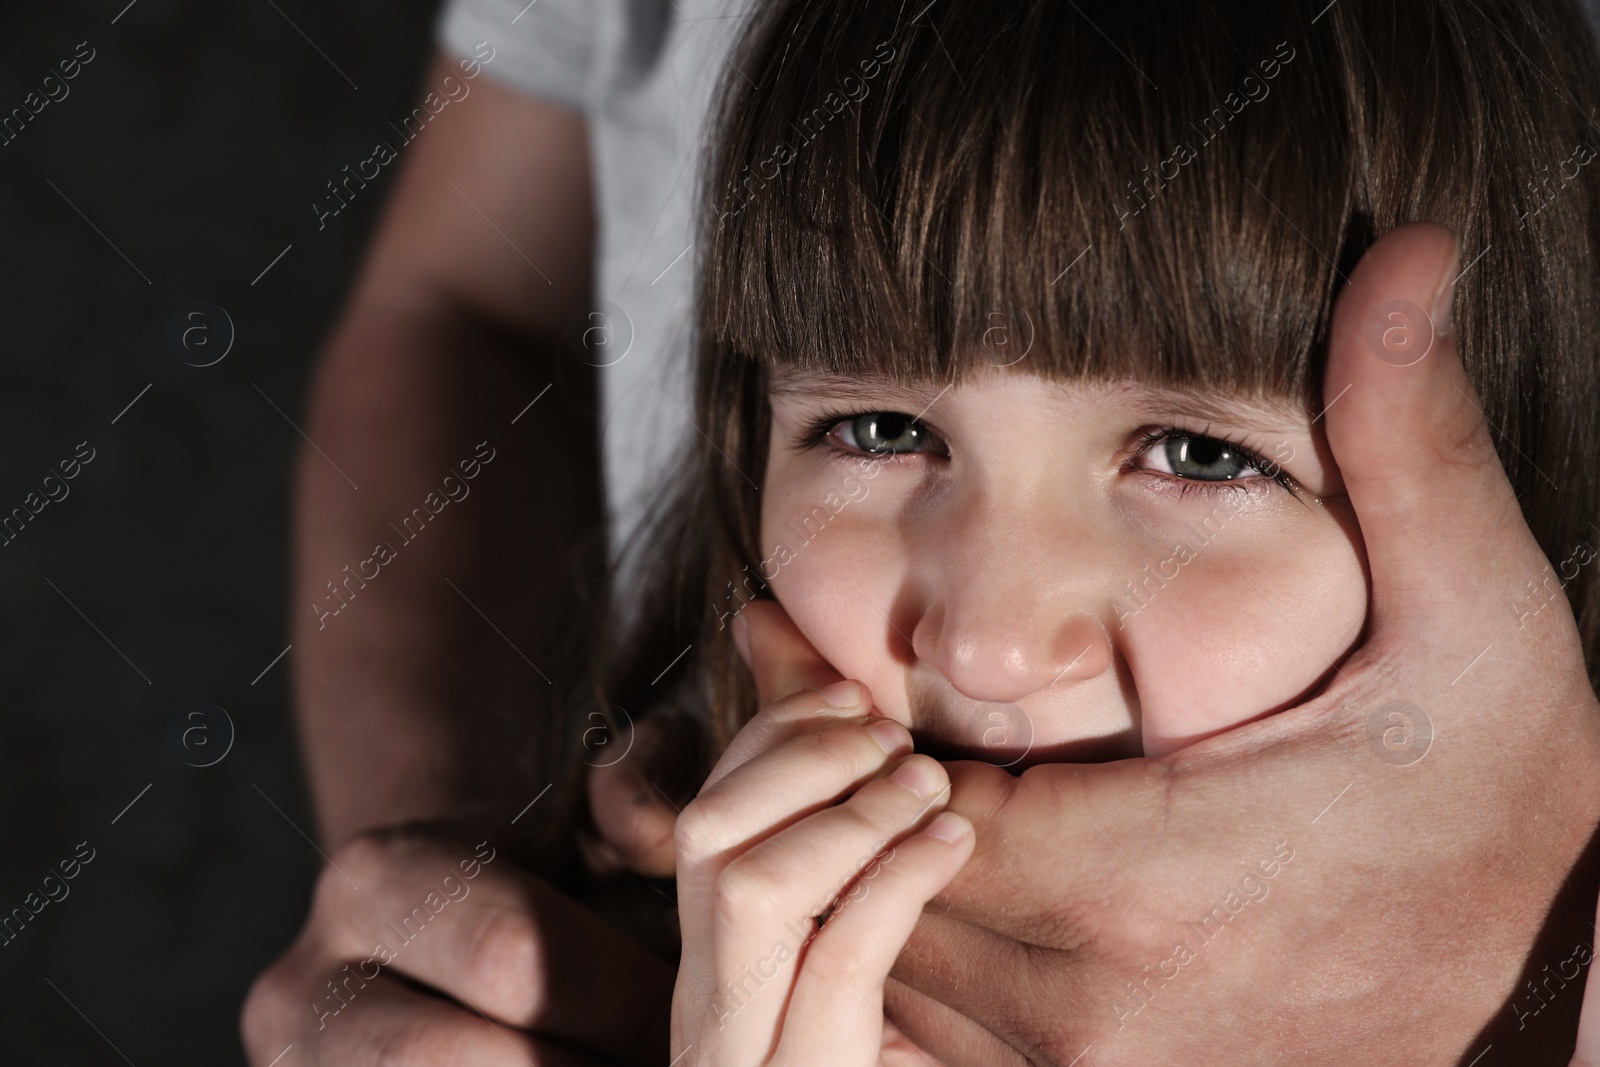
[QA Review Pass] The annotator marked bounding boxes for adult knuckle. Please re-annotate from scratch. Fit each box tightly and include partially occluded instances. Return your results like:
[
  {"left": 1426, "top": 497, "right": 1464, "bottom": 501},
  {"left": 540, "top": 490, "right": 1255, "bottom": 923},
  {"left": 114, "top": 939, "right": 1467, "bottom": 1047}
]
[
  {"left": 239, "top": 958, "right": 298, "bottom": 1050},
  {"left": 320, "top": 835, "right": 390, "bottom": 901},
  {"left": 373, "top": 1019, "right": 454, "bottom": 1067},
  {"left": 458, "top": 905, "right": 541, "bottom": 1002}
]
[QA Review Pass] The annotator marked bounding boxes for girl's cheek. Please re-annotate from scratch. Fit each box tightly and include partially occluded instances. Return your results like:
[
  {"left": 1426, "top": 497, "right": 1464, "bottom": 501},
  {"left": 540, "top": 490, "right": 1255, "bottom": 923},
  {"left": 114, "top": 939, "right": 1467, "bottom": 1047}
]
[
  {"left": 761, "top": 498, "right": 913, "bottom": 718},
  {"left": 1127, "top": 516, "right": 1368, "bottom": 756}
]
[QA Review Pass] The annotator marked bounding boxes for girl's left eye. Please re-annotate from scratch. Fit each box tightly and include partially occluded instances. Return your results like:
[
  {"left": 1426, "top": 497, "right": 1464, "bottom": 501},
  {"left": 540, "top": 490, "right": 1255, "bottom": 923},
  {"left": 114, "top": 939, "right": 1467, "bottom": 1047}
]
[{"left": 1133, "top": 430, "right": 1267, "bottom": 482}]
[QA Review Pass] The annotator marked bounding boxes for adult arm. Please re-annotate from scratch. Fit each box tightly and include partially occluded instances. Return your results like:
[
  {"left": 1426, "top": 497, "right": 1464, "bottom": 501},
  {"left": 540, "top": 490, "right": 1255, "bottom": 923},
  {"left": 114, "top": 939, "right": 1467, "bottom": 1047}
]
[
  {"left": 244, "top": 52, "right": 677, "bottom": 1066},
  {"left": 288, "top": 51, "right": 599, "bottom": 846}
]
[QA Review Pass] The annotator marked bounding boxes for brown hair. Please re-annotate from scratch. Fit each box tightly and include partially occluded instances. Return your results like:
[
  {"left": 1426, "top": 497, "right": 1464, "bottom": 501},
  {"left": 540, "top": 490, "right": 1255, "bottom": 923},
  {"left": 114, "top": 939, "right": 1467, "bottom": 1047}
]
[{"left": 570, "top": 0, "right": 1600, "bottom": 839}]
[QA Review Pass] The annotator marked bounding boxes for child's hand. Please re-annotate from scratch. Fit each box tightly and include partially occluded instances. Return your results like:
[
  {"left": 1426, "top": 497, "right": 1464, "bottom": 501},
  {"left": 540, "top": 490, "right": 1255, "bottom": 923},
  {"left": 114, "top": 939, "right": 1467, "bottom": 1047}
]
[{"left": 669, "top": 601, "right": 974, "bottom": 1066}]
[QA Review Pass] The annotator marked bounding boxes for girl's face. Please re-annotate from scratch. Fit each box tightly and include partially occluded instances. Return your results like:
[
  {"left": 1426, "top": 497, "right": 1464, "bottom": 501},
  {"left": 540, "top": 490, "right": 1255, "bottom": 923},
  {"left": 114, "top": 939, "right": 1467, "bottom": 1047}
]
[{"left": 758, "top": 364, "right": 1369, "bottom": 762}]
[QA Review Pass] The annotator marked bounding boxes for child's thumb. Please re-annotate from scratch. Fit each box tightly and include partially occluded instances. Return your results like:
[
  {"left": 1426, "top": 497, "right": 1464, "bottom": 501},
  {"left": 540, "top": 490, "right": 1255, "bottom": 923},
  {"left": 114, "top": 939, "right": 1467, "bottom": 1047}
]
[{"left": 732, "top": 599, "right": 844, "bottom": 708}]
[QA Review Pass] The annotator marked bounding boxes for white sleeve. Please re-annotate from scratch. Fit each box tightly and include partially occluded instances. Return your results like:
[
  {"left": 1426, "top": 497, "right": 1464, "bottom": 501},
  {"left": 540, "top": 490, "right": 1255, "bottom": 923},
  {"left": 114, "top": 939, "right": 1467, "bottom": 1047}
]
[{"left": 433, "top": 0, "right": 600, "bottom": 114}]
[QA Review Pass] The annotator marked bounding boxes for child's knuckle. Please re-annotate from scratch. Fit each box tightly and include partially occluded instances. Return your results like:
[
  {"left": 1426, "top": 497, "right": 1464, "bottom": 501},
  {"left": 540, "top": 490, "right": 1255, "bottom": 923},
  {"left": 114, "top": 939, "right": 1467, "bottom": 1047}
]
[
  {"left": 714, "top": 863, "right": 782, "bottom": 925},
  {"left": 804, "top": 936, "right": 877, "bottom": 991},
  {"left": 675, "top": 797, "right": 735, "bottom": 865},
  {"left": 764, "top": 692, "right": 823, "bottom": 724},
  {"left": 836, "top": 794, "right": 897, "bottom": 841},
  {"left": 808, "top": 721, "right": 877, "bottom": 776}
]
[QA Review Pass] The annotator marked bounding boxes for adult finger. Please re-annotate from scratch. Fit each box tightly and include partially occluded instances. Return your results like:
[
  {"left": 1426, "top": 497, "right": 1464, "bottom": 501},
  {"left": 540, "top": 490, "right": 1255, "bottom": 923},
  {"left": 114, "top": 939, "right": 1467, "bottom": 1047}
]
[
  {"left": 242, "top": 964, "right": 609, "bottom": 1067},
  {"left": 1321, "top": 221, "right": 1553, "bottom": 641},
  {"left": 293, "top": 832, "right": 673, "bottom": 1065},
  {"left": 734, "top": 599, "right": 845, "bottom": 706}
]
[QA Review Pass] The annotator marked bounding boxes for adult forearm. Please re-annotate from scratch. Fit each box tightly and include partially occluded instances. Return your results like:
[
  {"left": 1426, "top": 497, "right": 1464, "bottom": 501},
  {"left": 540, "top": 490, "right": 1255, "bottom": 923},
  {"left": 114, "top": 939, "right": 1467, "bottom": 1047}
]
[{"left": 289, "top": 291, "right": 599, "bottom": 847}]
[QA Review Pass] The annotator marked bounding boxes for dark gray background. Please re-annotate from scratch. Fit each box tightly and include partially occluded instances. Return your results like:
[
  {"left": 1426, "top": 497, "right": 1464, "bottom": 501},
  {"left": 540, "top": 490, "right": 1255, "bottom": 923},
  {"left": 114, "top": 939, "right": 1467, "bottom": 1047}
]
[{"left": 0, "top": 1, "right": 443, "bottom": 1061}]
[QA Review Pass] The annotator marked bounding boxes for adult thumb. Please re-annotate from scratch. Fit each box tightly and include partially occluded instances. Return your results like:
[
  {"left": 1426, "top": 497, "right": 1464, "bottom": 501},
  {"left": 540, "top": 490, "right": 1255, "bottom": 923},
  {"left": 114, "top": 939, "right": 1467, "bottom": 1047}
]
[{"left": 1321, "top": 221, "right": 1545, "bottom": 641}]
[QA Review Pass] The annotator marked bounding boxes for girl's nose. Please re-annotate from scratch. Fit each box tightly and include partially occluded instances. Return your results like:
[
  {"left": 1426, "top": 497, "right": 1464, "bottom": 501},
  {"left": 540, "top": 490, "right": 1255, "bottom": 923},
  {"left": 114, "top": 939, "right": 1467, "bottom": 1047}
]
[
  {"left": 910, "top": 587, "right": 1113, "bottom": 706},
  {"left": 908, "top": 489, "right": 1120, "bottom": 703}
]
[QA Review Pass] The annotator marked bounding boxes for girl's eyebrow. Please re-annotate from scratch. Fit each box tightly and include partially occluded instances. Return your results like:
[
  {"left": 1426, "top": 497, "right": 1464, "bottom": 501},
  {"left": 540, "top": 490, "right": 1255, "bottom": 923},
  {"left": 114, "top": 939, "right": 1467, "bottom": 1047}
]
[
  {"left": 1090, "top": 380, "right": 1313, "bottom": 431},
  {"left": 768, "top": 368, "right": 1313, "bottom": 429},
  {"left": 767, "top": 369, "right": 948, "bottom": 410}
]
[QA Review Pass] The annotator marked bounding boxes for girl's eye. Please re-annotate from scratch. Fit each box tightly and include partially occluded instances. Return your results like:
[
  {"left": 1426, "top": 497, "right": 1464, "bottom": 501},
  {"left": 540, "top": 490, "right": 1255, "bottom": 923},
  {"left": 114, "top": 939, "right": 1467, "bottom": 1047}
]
[
  {"left": 1137, "top": 431, "right": 1263, "bottom": 482},
  {"left": 831, "top": 412, "right": 944, "bottom": 456}
]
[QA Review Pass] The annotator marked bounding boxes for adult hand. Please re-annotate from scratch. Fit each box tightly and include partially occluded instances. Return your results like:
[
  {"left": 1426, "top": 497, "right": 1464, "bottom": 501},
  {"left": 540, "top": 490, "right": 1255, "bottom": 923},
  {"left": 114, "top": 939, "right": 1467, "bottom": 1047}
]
[
  {"left": 240, "top": 824, "right": 674, "bottom": 1066},
  {"left": 876, "top": 221, "right": 1600, "bottom": 1065}
]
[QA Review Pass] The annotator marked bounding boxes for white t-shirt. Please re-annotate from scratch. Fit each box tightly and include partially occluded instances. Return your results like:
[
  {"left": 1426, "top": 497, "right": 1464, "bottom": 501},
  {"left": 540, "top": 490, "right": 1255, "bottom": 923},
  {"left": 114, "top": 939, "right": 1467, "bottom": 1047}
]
[{"left": 436, "top": 0, "right": 747, "bottom": 565}]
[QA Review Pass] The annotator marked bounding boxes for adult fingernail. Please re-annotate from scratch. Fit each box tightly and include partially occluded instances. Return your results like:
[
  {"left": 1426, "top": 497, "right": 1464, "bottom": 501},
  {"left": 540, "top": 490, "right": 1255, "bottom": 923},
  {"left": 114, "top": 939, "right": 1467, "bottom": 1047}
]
[
  {"left": 866, "top": 717, "right": 910, "bottom": 755},
  {"left": 730, "top": 611, "right": 752, "bottom": 667},
  {"left": 924, "top": 811, "right": 970, "bottom": 844},
  {"left": 1432, "top": 236, "right": 1462, "bottom": 339},
  {"left": 817, "top": 680, "right": 860, "bottom": 708},
  {"left": 890, "top": 757, "right": 944, "bottom": 799}
]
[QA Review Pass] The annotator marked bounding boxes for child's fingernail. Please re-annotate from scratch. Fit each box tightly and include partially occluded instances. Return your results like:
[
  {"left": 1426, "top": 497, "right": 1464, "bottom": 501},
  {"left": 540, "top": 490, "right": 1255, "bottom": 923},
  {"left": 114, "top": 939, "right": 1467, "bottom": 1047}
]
[
  {"left": 865, "top": 717, "right": 910, "bottom": 754},
  {"left": 924, "top": 811, "right": 969, "bottom": 844},
  {"left": 730, "top": 611, "right": 752, "bottom": 667},
  {"left": 816, "top": 680, "right": 860, "bottom": 708},
  {"left": 890, "top": 757, "right": 943, "bottom": 799}
]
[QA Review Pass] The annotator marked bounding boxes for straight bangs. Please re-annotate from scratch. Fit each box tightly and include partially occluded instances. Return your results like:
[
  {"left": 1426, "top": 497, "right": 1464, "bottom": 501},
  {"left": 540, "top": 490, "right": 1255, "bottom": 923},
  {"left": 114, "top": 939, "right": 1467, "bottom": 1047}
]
[{"left": 696, "top": 0, "right": 1590, "bottom": 414}]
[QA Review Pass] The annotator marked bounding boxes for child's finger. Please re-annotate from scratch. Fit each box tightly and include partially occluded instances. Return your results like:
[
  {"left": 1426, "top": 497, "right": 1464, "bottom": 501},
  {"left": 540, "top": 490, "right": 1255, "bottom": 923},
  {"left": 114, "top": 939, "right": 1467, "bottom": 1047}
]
[
  {"left": 585, "top": 679, "right": 880, "bottom": 881},
  {"left": 701, "top": 678, "right": 881, "bottom": 795},
  {"left": 702, "top": 755, "right": 951, "bottom": 1052},
  {"left": 695, "top": 689, "right": 906, "bottom": 839},
  {"left": 676, "top": 712, "right": 914, "bottom": 953},
  {"left": 773, "top": 812, "right": 975, "bottom": 1067}
]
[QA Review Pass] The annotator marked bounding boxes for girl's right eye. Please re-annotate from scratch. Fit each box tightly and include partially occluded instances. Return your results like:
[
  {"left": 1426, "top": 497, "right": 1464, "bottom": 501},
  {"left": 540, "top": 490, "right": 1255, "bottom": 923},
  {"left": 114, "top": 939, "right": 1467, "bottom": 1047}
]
[{"left": 827, "top": 412, "right": 947, "bottom": 456}]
